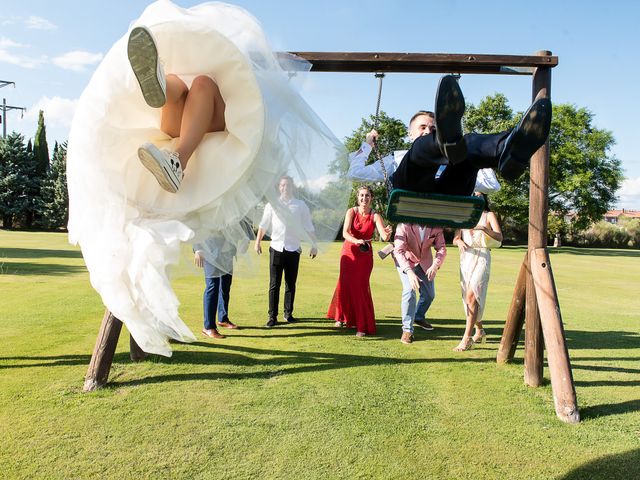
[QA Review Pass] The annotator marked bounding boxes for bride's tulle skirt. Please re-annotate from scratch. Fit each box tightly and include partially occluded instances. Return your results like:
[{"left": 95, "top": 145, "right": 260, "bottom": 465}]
[{"left": 67, "top": 1, "right": 349, "bottom": 356}]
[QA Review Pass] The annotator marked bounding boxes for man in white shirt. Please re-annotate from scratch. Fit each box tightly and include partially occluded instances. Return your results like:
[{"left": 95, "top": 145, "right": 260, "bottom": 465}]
[
  {"left": 347, "top": 75, "right": 551, "bottom": 195},
  {"left": 255, "top": 175, "right": 318, "bottom": 328}
]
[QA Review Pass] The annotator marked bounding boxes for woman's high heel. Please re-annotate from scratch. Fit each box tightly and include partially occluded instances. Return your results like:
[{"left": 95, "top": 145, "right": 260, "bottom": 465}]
[
  {"left": 453, "top": 336, "right": 474, "bottom": 352},
  {"left": 472, "top": 328, "right": 487, "bottom": 344}
]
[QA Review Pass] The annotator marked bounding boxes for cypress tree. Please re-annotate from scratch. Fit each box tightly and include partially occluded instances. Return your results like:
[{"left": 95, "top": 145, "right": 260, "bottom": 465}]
[
  {"left": 0, "top": 133, "right": 37, "bottom": 229},
  {"left": 33, "top": 110, "right": 49, "bottom": 176}
]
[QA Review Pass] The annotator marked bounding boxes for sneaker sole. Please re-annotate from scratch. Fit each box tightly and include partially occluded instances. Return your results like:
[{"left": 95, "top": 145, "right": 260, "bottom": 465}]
[
  {"left": 128, "top": 26, "right": 166, "bottom": 108},
  {"left": 499, "top": 98, "right": 552, "bottom": 180},
  {"left": 138, "top": 146, "right": 179, "bottom": 193}
]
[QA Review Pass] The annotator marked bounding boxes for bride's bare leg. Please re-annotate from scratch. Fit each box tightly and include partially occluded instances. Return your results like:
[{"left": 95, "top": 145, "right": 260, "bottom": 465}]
[
  {"left": 160, "top": 74, "right": 188, "bottom": 138},
  {"left": 170, "top": 75, "right": 226, "bottom": 170}
]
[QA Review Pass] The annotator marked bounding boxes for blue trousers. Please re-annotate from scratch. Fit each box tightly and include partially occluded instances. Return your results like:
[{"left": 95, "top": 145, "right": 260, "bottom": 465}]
[
  {"left": 396, "top": 265, "right": 435, "bottom": 334},
  {"left": 203, "top": 274, "right": 232, "bottom": 329}
]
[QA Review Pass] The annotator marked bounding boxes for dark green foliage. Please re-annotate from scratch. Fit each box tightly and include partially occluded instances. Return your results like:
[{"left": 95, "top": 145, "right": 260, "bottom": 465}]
[
  {"left": 0, "top": 133, "right": 39, "bottom": 229},
  {"left": 548, "top": 104, "right": 622, "bottom": 231},
  {"left": 38, "top": 141, "right": 69, "bottom": 229},
  {"left": 33, "top": 110, "right": 50, "bottom": 177}
]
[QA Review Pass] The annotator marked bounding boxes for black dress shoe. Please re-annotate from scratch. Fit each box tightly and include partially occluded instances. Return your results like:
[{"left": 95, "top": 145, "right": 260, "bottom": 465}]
[
  {"left": 285, "top": 316, "right": 297, "bottom": 323},
  {"left": 434, "top": 75, "right": 467, "bottom": 164},
  {"left": 498, "top": 97, "right": 552, "bottom": 181},
  {"left": 266, "top": 318, "right": 278, "bottom": 328}
]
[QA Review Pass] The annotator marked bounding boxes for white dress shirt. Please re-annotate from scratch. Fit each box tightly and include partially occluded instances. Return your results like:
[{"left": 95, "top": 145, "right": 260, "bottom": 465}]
[
  {"left": 259, "top": 197, "right": 315, "bottom": 252},
  {"left": 347, "top": 142, "right": 406, "bottom": 182}
]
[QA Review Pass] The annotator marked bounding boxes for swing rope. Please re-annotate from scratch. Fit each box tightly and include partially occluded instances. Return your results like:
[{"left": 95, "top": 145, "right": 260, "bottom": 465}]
[{"left": 371, "top": 73, "right": 393, "bottom": 196}]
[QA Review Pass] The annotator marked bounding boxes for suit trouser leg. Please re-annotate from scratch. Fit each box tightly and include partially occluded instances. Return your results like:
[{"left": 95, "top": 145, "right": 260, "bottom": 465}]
[
  {"left": 269, "top": 248, "right": 284, "bottom": 321},
  {"left": 283, "top": 250, "right": 301, "bottom": 319},
  {"left": 465, "top": 131, "right": 510, "bottom": 168},
  {"left": 392, "top": 131, "right": 510, "bottom": 194},
  {"left": 218, "top": 273, "right": 232, "bottom": 322},
  {"left": 203, "top": 276, "right": 221, "bottom": 330}
]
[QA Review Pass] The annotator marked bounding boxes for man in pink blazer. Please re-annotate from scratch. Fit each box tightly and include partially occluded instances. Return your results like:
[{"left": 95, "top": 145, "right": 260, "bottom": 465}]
[{"left": 394, "top": 223, "right": 447, "bottom": 344}]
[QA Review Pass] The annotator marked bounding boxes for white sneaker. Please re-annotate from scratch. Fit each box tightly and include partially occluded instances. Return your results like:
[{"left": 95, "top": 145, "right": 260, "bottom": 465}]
[
  {"left": 138, "top": 142, "right": 183, "bottom": 193},
  {"left": 128, "top": 26, "right": 166, "bottom": 108}
]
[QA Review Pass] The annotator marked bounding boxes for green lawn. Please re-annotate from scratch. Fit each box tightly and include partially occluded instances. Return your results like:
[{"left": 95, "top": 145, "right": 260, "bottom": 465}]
[{"left": 0, "top": 230, "right": 638, "bottom": 479}]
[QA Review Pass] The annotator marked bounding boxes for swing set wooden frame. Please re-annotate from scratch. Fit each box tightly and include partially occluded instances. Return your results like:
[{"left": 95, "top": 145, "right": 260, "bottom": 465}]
[{"left": 84, "top": 50, "right": 579, "bottom": 424}]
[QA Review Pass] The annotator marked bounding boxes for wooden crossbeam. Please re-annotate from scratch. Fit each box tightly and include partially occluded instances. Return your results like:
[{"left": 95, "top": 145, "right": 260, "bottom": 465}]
[{"left": 285, "top": 52, "right": 558, "bottom": 75}]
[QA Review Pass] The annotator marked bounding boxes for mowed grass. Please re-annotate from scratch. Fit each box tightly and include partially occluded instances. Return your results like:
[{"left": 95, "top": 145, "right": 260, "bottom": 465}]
[{"left": 0, "top": 230, "right": 639, "bottom": 479}]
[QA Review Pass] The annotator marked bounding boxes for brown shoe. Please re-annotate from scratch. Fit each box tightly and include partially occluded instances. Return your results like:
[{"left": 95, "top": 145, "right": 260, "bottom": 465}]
[
  {"left": 400, "top": 332, "right": 413, "bottom": 344},
  {"left": 218, "top": 321, "right": 238, "bottom": 329},
  {"left": 202, "top": 329, "right": 225, "bottom": 339}
]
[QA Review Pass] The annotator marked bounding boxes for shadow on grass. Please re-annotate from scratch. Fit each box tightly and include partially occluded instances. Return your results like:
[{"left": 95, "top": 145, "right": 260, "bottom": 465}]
[
  {"left": 237, "top": 317, "right": 474, "bottom": 341},
  {"left": 548, "top": 246, "right": 640, "bottom": 258},
  {"left": 558, "top": 448, "right": 640, "bottom": 480},
  {"left": 0, "top": 261, "right": 86, "bottom": 276},
  {"left": 0, "top": 247, "right": 82, "bottom": 259},
  {"left": 580, "top": 398, "right": 640, "bottom": 420},
  {"left": 0, "top": 353, "right": 92, "bottom": 369},
  {"left": 107, "top": 343, "right": 498, "bottom": 388},
  {"left": 565, "top": 330, "right": 640, "bottom": 350}
]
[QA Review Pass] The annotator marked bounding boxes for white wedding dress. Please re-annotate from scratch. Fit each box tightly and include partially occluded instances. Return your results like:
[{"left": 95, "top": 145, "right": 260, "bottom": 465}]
[{"left": 67, "top": 1, "right": 349, "bottom": 356}]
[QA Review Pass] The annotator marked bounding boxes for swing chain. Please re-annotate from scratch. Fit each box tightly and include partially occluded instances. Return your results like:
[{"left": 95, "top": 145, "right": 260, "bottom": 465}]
[{"left": 371, "top": 72, "right": 393, "bottom": 195}]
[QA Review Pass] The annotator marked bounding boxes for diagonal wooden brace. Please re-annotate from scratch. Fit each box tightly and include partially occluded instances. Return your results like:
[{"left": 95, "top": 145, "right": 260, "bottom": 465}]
[
  {"left": 530, "top": 247, "right": 580, "bottom": 423},
  {"left": 497, "top": 252, "right": 528, "bottom": 363}
]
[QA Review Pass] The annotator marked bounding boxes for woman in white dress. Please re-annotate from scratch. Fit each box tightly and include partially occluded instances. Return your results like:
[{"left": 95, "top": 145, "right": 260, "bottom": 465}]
[
  {"left": 67, "top": 1, "right": 349, "bottom": 356},
  {"left": 452, "top": 193, "right": 503, "bottom": 351}
]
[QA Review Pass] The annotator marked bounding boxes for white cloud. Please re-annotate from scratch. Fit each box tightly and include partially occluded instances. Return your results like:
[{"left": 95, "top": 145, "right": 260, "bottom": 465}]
[
  {"left": 22, "top": 96, "right": 78, "bottom": 129},
  {"left": 0, "top": 37, "right": 22, "bottom": 49},
  {"left": 25, "top": 16, "right": 57, "bottom": 30},
  {"left": 620, "top": 177, "right": 640, "bottom": 196},
  {"left": 617, "top": 176, "right": 640, "bottom": 209},
  {"left": 0, "top": 36, "right": 46, "bottom": 68},
  {"left": 51, "top": 50, "right": 103, "bottom": 72}
]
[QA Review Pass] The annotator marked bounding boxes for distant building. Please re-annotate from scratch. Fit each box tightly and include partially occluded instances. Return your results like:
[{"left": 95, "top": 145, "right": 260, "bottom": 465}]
[{"left": 603, "top": 209, "right": 640, "bottom": 224}]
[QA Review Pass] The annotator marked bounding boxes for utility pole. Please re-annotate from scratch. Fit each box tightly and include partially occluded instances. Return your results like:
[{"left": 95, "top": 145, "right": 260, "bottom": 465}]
[{"left": 0, "top": 80, "right": 26, "bottom": 139}]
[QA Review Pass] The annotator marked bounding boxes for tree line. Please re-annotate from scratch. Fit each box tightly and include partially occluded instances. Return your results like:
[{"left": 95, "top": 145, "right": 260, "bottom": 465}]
[
  {"left": 0, "top": 111, "right": 68, "bottom": 230},
  {"left": 0, "top": 94, "right": 625, "bottom": 244}
]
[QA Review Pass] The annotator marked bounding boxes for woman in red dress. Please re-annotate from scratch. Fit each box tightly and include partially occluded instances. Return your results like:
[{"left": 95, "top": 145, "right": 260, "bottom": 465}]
[{"left": 327, "top": 185, "right": 392, "bottom": 336}]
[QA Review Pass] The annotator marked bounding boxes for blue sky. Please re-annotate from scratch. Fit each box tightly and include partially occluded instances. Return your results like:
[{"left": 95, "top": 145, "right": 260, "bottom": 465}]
[{"left": 1, "top": 0, "right": 639, "bottom": 208}]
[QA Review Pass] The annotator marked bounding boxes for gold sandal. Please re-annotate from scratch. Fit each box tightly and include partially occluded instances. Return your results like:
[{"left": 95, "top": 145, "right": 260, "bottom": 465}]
[
  {"left": 472, "top": 328, "right": 487, "bottom": 344},
  {"left": 453, "top": 336, "right": 474, "bottom": 351}
]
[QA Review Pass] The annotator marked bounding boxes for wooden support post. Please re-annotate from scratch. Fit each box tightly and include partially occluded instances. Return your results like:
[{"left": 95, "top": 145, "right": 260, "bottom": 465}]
[
  {"left": 531, "top": 248, "right": 579, "bottom": 423},
  {"left": 523, "top": 51, "right": 552, "bottom": 388},
  {"left": 524, "top": 269, "right": 544, "bottom": 385},
  {"left": 83, "top": 310, "right": 122, "bottom": 392},
  {"left": 497, "top": 252, "right": 528, "bottom": 363},
  {"left": 129, "top": 334, "right": 148, "bottom": 362}
]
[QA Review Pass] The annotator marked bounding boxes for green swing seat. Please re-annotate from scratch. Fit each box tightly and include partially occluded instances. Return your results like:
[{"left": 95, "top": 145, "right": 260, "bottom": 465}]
[{"left": 386, "top": 189, "right": 485, "bottom": 229}]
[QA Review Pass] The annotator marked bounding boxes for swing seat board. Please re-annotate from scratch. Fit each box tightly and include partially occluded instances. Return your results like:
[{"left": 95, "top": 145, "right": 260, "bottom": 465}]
[{"left": 386, "top": 189, "right": 485, "bottom": 228}]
